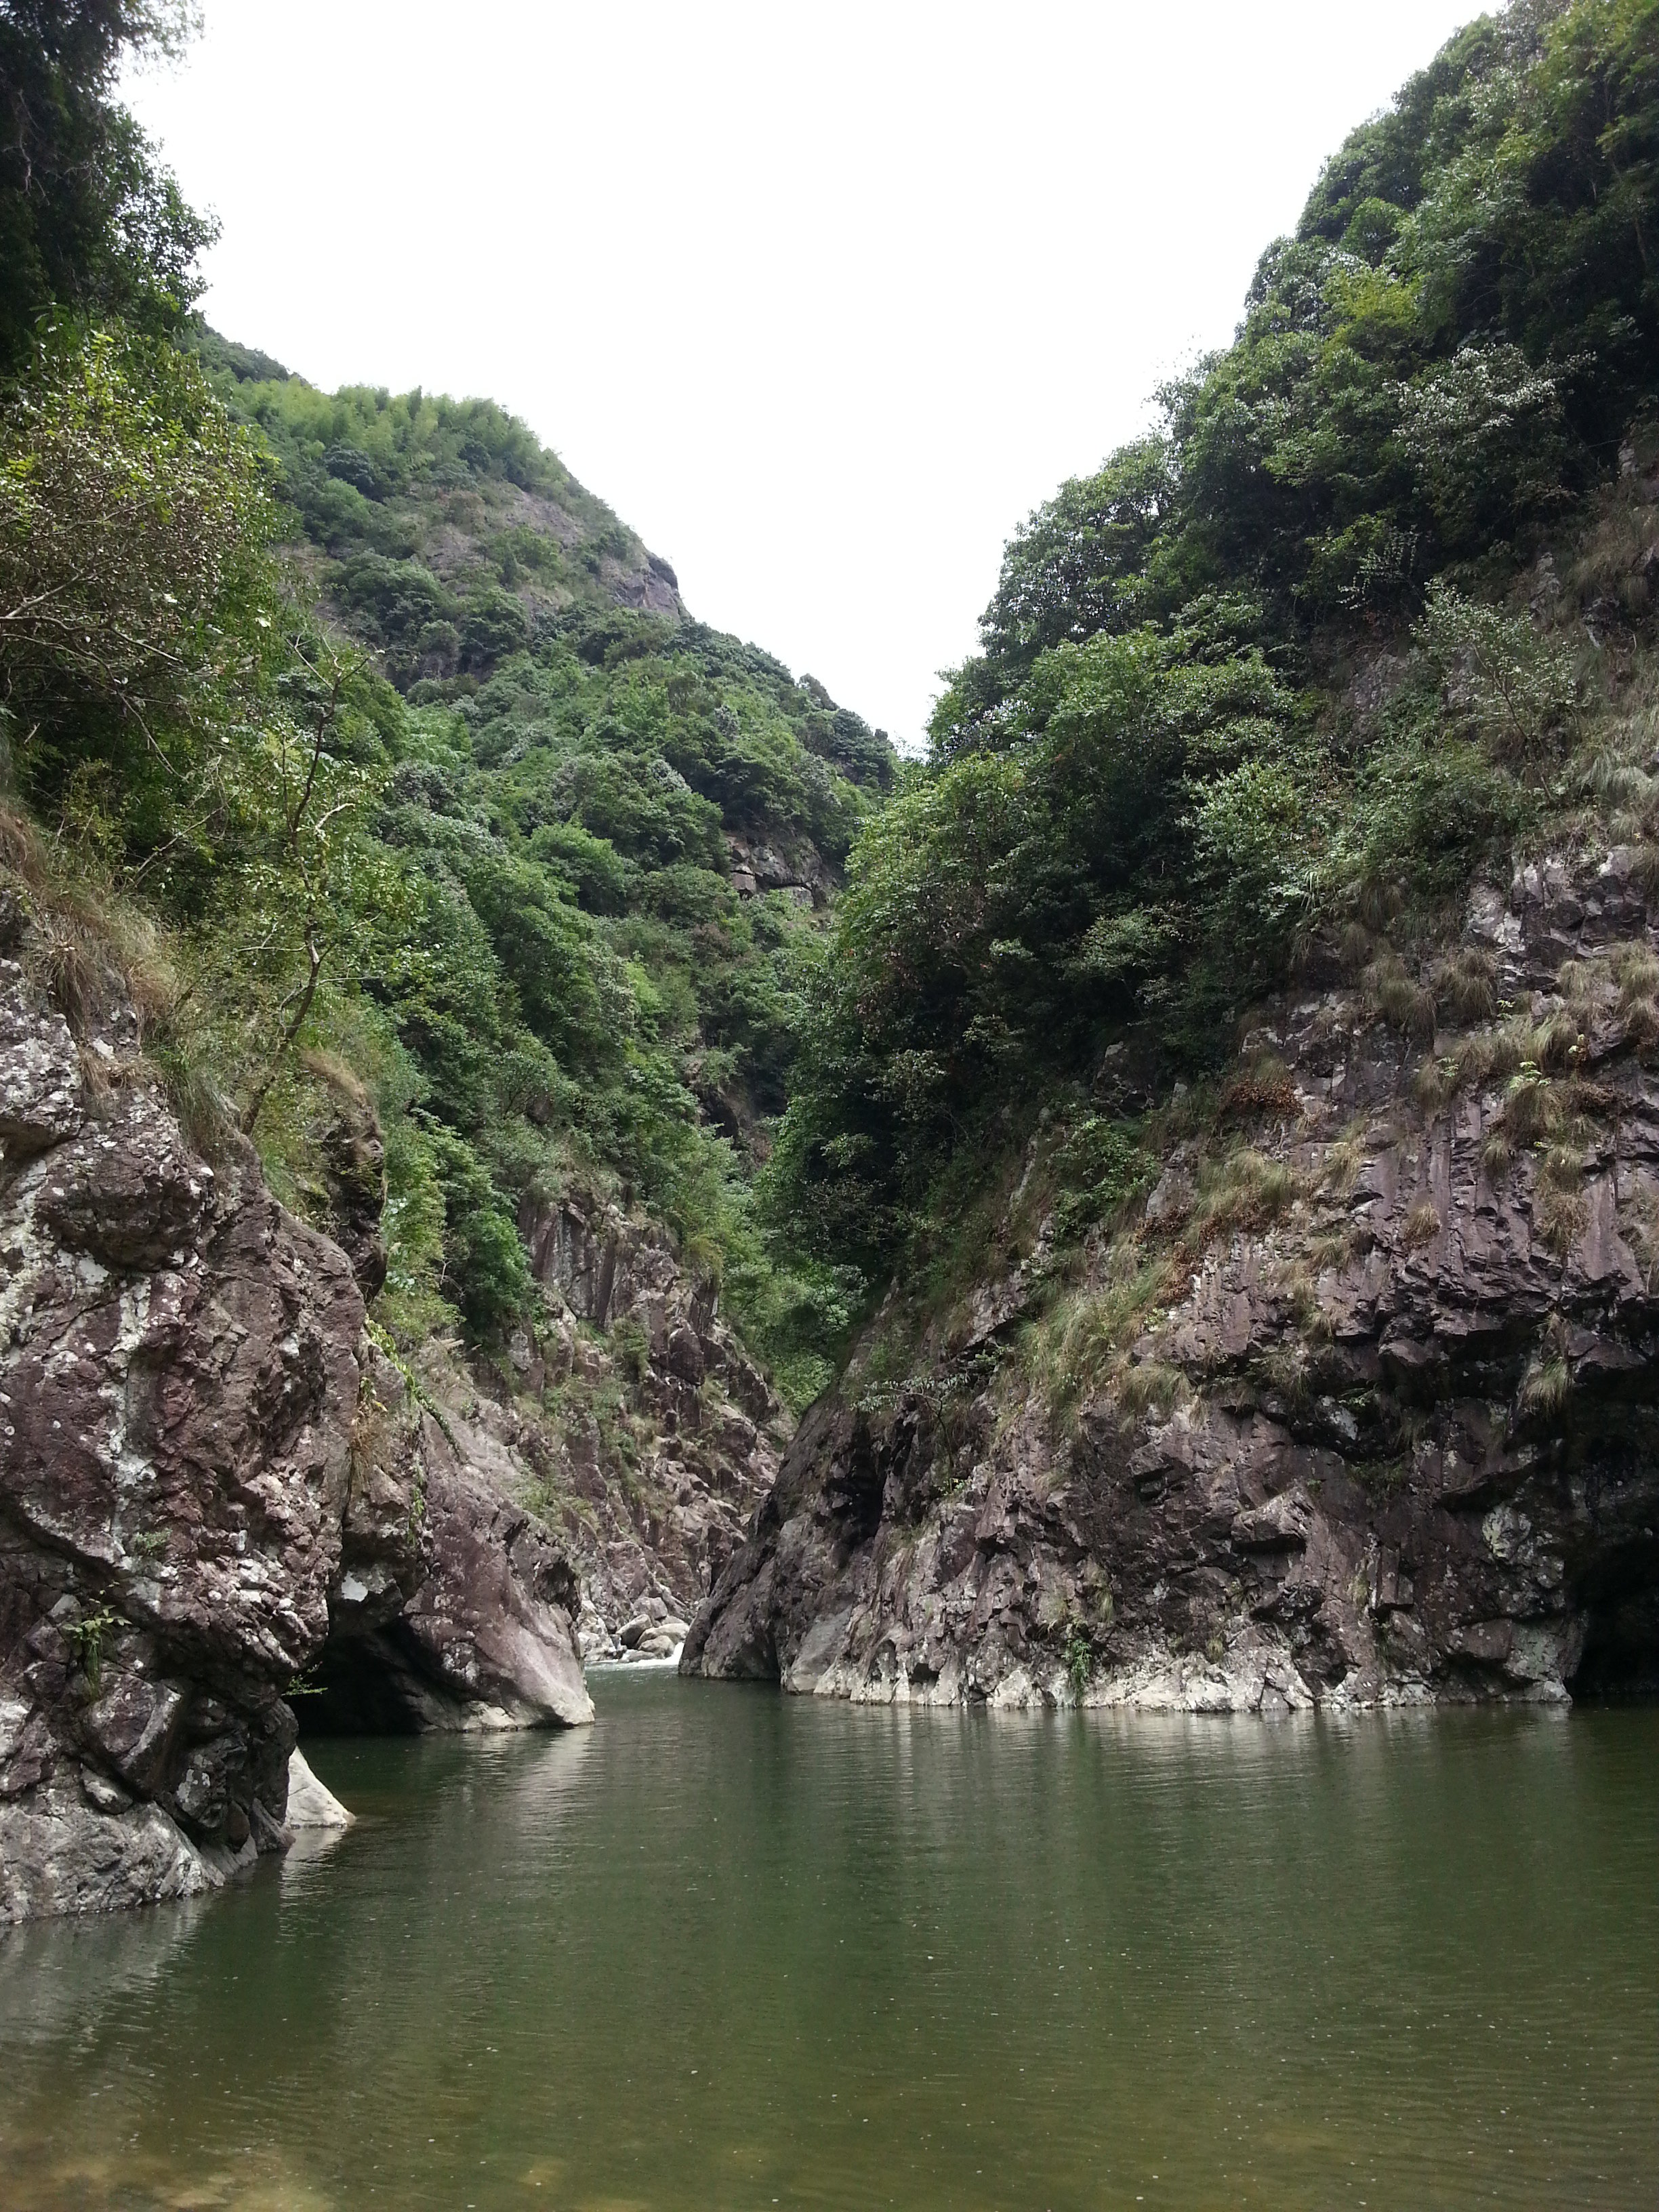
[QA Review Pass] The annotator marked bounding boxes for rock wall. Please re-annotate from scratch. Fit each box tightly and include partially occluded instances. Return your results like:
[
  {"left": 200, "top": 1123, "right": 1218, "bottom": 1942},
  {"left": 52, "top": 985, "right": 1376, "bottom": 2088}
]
[
  {"left": 0, "top": 951, "right": 589, "bottom": 1925},
  {"left": 513, "top": 1194, "right": 789, "bottom": 1657},
  {"left": 685, "top": 851, "right": 1659, "bottom": 1712},
  {"left": 308, "top": 1340, "right": 592, "bottom": 1732}
]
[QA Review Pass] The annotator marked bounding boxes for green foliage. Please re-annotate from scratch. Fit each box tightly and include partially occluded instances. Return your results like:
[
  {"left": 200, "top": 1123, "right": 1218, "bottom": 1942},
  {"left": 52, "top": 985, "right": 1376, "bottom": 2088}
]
[
  {"left": 3, "top": 255, "right": 893, "bottom": 1388},
  {"left": 0, "top": 327, "right": 277, "bottom": 807},
  {"left": 1051, "top": 1118, "right": 1154, "bottom": 1241},
  {"left": 62, "top": 1605, "right": 119, "bottom": 1692},
  {"left": 425, "top": 1126, "right": 533, "bottom": 1338},
  {"left": 1352, "top": 726, "right": 1533, "bottom": 901},
  {"left": 771, "top": 627, "right": 1305, "bottom": 1263},
  {"left": 1412, "top": 579, "right": 1578, "bottom": 759},
  {"left": 0, "top": 3, "right": 211, "bottom": 372},
  {"left": 1062, "top": 1624, "right": 1092, "bottom": 1700},
  {"left": 778, "top": 0, "right": 1659, "bottom": 1286}
]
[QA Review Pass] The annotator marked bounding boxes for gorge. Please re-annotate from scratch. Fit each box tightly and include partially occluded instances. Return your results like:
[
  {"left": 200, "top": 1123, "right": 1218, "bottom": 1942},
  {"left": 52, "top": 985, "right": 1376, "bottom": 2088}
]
[
  {"left": 6, "top": 1, "right": 1659, "bottom": 2201},
  {"left": 1, "top": 19, "right": 1658, "bottom": 2194},
  {"left": 5, "top": 0, "right": 1659, "bottom": 1893}
]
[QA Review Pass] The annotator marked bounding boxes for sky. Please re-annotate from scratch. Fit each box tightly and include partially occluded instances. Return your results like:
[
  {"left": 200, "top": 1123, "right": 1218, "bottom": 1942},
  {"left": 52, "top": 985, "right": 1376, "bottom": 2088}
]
[{"left": 125, "top": 1, "right": 1483, "bottom": 749}]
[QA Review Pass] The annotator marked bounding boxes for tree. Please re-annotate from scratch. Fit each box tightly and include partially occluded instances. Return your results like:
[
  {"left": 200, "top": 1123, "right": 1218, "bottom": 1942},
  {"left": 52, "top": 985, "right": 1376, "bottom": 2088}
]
[
  {"left": 0, "top": 325, "right": 276, "bottom": 834},
  {"left": 0, "top": 2, "right": 211, "bottom": 370}
]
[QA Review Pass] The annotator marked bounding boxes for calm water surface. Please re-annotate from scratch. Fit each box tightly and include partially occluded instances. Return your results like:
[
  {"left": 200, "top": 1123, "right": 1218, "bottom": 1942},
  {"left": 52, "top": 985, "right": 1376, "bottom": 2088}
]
[{"left": 1, "top": 1675, "right": 1656, "bottom": 2209}]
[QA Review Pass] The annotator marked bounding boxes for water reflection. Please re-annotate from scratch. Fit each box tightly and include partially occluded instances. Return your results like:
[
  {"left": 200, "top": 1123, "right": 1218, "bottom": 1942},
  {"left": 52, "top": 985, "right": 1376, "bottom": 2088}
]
[
  {"left": 0, "top": 1685, "right": 1653, "bottom": 2211},
  {"left": 0, "top": 1889, "right": 209, "bottom": 2047}
]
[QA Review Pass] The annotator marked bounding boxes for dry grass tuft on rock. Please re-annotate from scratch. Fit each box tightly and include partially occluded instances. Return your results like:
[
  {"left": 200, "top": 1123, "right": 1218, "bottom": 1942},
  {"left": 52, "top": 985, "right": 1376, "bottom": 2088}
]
[
  {"left": 1366, "top": 954, "right": 1437, "bottom": 1044},
  {"left": 1534, "top": 1145, "right": 1590, "bottom": 1256},
  {"left": 1185, "top": 1147, "right": 1300, "bottom": 1248},
  {"left": 0, "top": 804, "right": 176, "bottom": 1038},
  {"left": 1218, "top": 1057, "right": 1299, "bottom": 1124},
  {"left": 1024, "top": 1251, "right": 1181, "bottom": 1422},
  {"left": 1401, "top": 1201, "right": 1441, "bottom": 1252},
  {"left": 1433, "top": 947, "right": 1497, "bottom": 1028}
]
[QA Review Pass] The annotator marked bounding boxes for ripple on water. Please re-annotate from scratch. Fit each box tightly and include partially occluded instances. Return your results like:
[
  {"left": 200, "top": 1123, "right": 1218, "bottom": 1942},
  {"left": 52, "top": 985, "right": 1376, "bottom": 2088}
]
[{"left": 0, "top": 1684, "right": 1655, "bottom": 2211}]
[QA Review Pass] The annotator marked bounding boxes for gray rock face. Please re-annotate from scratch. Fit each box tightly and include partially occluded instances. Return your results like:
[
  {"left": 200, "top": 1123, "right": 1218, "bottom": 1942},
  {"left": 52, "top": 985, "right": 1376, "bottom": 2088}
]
[
  {"left": 722, "top": 830, "right": 831, "bottom": 908},
  {"left": 686, "top": 851, "right": 1659, "bottom": 1712},
  {"left": 0, "top": 958, "right": 590, "bottom": 1923},
  {"left": 514, "top": 1193, "right": 787, "bottom": 1656},
  {"left": 306, "top": 1347, "right": 592, "bottom": 1732},
  {"left": 0, "top": 980, "right": 360, "bottom": 1921},
  {"left": 0, "top": 1771, "right": 234, "bottom": 1923},
  {"left": 0, "top": 979, "right": 83, "bottom": 1154}
]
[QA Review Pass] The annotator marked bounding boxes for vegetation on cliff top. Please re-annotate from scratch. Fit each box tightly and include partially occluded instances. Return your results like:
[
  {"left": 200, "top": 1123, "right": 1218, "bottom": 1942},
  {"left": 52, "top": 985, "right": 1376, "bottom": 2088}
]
[
  {"left": 5, "top": 0, "right": 1658, "bottom": 1415},
  {"left": 0, "top": 1, "right": 890, "bottom": 1408},
  {"left": 773, "top": 0, "right": 1659, "bottom": 1292}
]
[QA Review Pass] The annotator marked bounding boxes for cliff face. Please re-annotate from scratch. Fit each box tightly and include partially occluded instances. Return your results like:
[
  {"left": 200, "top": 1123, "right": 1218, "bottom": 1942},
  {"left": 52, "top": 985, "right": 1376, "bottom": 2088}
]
[
  {"left": 685, "top": 848, "right": 1659, "bottom": 1712},
  {"left": 0, "top": 936, "right": 590, "bottom": 1925},
  {"left": 497, "top": 1194, "right": 788, "bottom": 1658}
]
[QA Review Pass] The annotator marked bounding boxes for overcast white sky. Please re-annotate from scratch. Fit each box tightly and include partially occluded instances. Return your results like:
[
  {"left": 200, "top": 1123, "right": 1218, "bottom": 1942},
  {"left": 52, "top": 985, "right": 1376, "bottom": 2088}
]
[{"left": 125, "top": 1, "right": 1482, "bottom": 746}]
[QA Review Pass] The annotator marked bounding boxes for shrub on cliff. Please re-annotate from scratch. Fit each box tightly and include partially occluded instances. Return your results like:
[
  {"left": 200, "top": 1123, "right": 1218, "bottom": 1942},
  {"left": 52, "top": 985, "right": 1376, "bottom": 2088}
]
[
  {"left": 774, "top": 0, "right": 1659, "bottom": 1277},
  {"left": 0, "top": 1, "right": 210, "bottom": 372}
]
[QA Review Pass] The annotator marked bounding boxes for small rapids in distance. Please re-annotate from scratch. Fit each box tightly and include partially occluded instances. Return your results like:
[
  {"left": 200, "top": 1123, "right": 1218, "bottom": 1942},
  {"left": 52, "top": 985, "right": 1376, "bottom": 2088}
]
[{"left": 1, "top": 1673, "right": 1656, "bottom": 2209}]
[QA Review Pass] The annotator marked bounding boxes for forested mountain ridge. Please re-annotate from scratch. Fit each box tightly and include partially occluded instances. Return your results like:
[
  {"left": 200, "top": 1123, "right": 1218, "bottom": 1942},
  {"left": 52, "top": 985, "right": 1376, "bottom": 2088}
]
[
  {"left": 4, "top": 315, "right": 895, "bottom": 1401},
  {"left": 0, "top": 1, "right": 897, "bottom": 1757},
  {"left": 193, "top": 326, "right": 688, "bottom": 655},
  {"left": 181, "top": 327, "right": 894, "bottom": 1403},
  {"left": 688, "top": 0, "right": 1659, "bottom": 1710}
]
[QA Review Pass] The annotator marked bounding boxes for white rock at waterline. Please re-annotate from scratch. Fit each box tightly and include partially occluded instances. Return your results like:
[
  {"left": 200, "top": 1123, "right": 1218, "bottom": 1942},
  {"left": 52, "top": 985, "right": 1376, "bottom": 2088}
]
[{"left": 287, "top": 1748, "right": 354, "bottom": 1830}]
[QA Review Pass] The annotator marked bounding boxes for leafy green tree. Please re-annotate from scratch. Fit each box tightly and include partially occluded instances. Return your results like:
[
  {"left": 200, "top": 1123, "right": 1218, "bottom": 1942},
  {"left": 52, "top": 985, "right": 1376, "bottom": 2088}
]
[
  {"left": 0, "top": 326, "right": 274, "bottom": 802},
  {"left": 0, "top": 2, "right": 211, "bottom": 370}
]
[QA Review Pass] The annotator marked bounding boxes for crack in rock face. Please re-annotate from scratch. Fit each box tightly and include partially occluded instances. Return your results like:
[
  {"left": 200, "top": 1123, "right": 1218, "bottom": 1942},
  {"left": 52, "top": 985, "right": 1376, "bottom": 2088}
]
[
  {"left": 509, "top": 1192, "right": 790, "bottom": 1660},
  {"left": 684, "top": 854, "right": 1659, "bottom": 1713}
]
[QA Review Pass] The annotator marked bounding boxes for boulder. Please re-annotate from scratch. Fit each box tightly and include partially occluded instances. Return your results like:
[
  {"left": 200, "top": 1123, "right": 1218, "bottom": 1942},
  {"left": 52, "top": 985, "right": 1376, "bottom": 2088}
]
[{"left": 285, "top": 1747, "right": 352, "bottom": 1830}]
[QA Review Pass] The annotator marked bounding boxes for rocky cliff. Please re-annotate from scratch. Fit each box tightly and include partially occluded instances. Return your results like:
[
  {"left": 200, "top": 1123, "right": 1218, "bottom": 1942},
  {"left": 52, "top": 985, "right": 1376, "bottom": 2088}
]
[
  {"left": 0, "top": 928, "right": 590, "bottom": 1925},
  {"left": 501, "top": 1193, "right": 790, "bottom": 1659},
  {"left": 686, "top": 847, "right": 1659, "bottom": 1712}
]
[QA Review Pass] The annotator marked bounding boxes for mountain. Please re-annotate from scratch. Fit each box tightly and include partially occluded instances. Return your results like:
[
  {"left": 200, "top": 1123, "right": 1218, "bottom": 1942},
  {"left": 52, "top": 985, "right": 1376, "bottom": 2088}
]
[
  {"left": 686, "top": 0, "right": 1659, "bottom": 1708},
  {"left": 188, "top": 323, "right": 893, "bottom": 1372},
  {"left": 186, "top": 338, "right": 905, "bottom": 1639},
  {"left": 0, "top": 0, "right": 901, "bottom": 1910}
]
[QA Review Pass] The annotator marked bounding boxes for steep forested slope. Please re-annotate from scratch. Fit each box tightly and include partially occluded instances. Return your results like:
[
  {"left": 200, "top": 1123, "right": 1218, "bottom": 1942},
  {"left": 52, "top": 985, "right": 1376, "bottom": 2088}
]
[
  {"left": 176, "top": 335, "right": 893, "bottom": 1410},
  {"left": 0, "top": 5, "right": 895, "bottom": 1665},
  {"left": 689, "top": 0, "right": 1659, "bottom": 1708},
  {"left": 772, "top": 0, "right": 1658, "bottom": 1279},
  {"left": 5, "top": 316, "right": 895, "bottom": 1396}
]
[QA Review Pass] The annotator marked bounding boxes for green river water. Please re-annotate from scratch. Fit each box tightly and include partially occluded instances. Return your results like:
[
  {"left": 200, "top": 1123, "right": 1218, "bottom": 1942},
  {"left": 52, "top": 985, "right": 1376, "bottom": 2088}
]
[{"left": 1, "top": 1671, "right": 1656, "bottom": 2210}]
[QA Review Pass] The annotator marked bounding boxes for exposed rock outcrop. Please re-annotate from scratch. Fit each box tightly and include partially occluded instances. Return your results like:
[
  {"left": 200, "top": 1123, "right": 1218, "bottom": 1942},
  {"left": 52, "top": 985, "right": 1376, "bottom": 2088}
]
[
  {"left": 724, "top": 829, "right": 831, "bottom": 909},
  {"left": 686, "top": 850, "right": 1659, "bottom": 1712},
  {"left": 513, "top": 1193, "right": 789, "bottom": 1656},
  {"left": 285, "top": 1746, "right": 351, "bottom": 1828},
  {"left": 0, "top": 953, "right": 590, "bottom": 1923},
  {"left": 306, "top": 1342, "right": 591, "bottom": 1731}
]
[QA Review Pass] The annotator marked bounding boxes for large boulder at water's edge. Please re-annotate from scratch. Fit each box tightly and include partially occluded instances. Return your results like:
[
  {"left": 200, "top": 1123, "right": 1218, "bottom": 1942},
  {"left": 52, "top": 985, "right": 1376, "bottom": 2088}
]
[{"left": 0, "top": 954, "right": 590, "bottom": 1925}]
